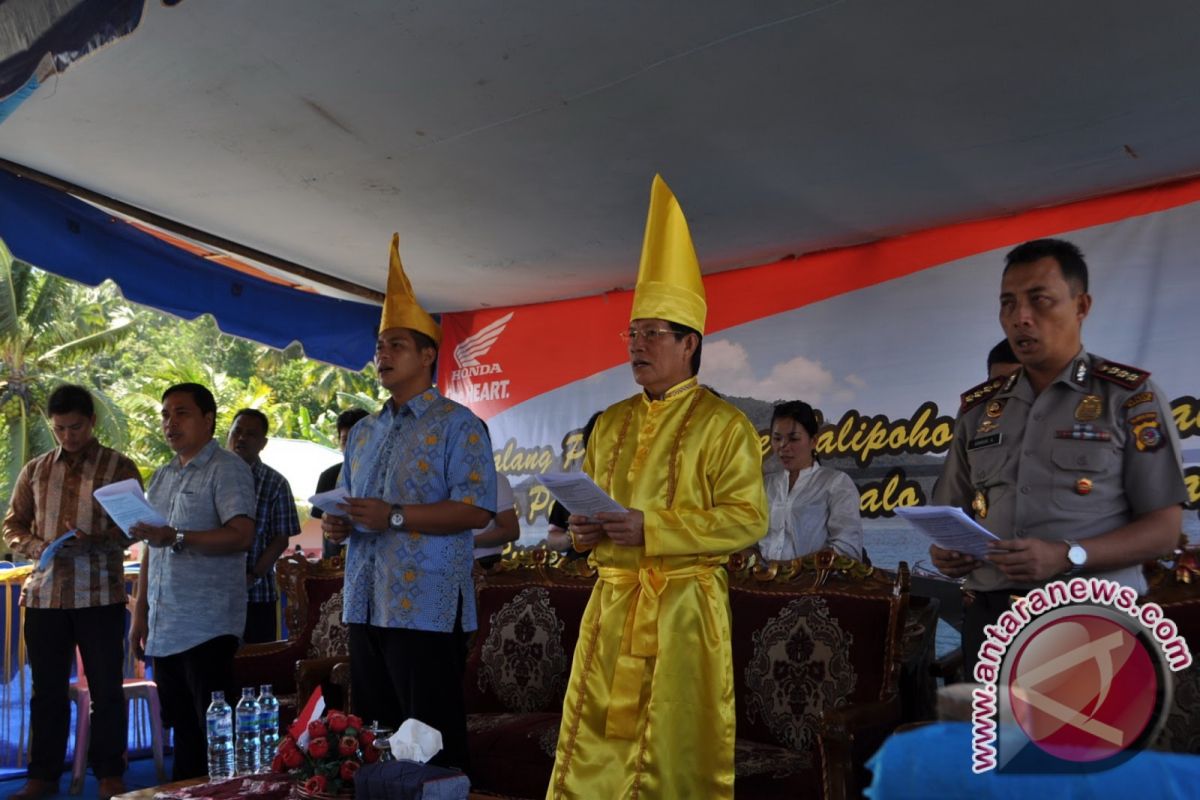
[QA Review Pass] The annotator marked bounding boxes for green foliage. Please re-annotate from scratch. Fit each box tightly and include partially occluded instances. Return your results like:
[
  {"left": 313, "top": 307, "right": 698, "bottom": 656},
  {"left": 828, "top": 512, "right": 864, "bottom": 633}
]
[
  {"left": 0, "top": 238, "right": 386, "bottom": 495},
  {"left": 0, "top": 241, "right": 136, "bottom": 495}
]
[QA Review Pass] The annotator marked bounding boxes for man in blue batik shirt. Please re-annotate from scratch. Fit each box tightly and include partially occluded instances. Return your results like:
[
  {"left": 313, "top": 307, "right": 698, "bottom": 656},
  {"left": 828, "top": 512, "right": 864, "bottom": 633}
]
[{"left": 322, "top": 235, "right": 496, "bottom": 773}]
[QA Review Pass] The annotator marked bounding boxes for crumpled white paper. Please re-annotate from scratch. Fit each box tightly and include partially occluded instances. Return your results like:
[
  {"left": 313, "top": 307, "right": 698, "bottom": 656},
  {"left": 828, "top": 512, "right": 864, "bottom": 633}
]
[{"left": 386, "top": 718, "right": 443, "bottom": 763}]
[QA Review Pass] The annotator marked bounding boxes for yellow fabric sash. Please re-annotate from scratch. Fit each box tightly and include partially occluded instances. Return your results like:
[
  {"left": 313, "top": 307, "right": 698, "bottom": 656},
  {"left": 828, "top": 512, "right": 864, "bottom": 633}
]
[{"left": 597, "top": 561, "right": 719, "bottom": 739}]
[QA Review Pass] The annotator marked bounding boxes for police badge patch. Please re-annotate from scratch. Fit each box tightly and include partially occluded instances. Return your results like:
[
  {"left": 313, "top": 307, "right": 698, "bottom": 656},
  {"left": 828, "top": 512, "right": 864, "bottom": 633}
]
[{"left": 1129, "top": 412, "right": 1164, "bottom": 452}]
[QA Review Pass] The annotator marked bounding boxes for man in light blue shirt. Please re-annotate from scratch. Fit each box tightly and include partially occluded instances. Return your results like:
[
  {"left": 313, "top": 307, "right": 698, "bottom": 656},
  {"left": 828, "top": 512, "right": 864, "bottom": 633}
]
[
  {"left": 323, "top": 236, "right": 496, "bottom": 773},
  {"left": 129, "top": 383, "right": 255, "bottom": 780}
]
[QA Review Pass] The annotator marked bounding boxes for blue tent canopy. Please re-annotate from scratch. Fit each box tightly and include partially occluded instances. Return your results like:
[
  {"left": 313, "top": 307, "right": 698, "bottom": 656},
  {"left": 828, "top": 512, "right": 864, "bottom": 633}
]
[{"left": 0, "top": 169, "right": 378, "bottom": 370}]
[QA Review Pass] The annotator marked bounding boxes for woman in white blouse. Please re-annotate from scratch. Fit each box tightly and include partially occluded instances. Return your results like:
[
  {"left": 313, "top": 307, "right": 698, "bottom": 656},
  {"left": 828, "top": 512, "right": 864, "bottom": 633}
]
[{"left": 757, "top": 401, "right": 864, "bottom": 561}]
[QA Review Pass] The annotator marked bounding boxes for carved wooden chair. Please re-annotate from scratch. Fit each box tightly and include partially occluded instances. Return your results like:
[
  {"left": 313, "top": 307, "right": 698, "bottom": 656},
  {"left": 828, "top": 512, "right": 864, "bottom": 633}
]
[
  {"left": 462, "top": 547, "right": 911, "bottom": 800},
  {"left": 724, "top": 549, "right": 911, "bottom": 800},
  {"left": 232, "top": 554, "right": 347, "bottom": 727}
]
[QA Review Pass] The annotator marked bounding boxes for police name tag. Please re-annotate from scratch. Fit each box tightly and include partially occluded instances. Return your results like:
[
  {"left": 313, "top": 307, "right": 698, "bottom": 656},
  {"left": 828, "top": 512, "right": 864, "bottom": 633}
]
[{"left": 967, "top": 433, "right": 1003, "bottom": 451}]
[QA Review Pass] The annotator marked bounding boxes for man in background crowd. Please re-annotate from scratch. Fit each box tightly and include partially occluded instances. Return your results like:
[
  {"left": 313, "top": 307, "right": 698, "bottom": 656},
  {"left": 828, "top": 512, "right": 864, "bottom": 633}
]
[
  {"left": 472, "top": 422, "right": 519, "bottom": 567},
  {"left": 986, "top": 337, "right": 1021, "bottom": 380},
  {"left": 311, "top": 408, "right": 370, "bottom": 559},
  {"left": 3, "top": 385, "right": 141, "bottom": 800},
  {"left": 227, "top": 408, "right": 301, "bottom": 643}
]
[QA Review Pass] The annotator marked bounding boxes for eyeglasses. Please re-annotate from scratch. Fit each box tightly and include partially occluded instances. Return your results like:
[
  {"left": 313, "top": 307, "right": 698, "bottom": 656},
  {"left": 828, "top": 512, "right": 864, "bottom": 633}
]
[{"left": 618, "top": 328, "right": 677, "bottom": 343}]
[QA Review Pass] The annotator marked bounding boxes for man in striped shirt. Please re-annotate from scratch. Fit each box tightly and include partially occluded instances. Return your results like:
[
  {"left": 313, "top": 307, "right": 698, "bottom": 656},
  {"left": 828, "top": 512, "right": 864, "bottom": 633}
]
[
  {"left": 227, "top": 408, "right": 301, "bottom": 643},
  {"left": 3, "top": 384, "right": 141, "bottom": 800}
]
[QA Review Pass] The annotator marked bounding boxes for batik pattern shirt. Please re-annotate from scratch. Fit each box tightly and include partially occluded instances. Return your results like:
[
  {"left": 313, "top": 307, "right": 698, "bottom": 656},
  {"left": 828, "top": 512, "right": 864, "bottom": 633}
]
[
  {"left": 3, "top": 439, "right": 140, "bottom": 609},
  {"left": 340, "top": 388, "right": 496, "bottom": 633}
]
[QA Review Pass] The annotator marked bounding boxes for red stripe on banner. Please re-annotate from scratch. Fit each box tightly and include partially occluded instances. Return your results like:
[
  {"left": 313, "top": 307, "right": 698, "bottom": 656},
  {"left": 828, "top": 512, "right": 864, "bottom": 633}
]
[{"left": 439, "top": 174, "right": 1200, "bottom": 419}]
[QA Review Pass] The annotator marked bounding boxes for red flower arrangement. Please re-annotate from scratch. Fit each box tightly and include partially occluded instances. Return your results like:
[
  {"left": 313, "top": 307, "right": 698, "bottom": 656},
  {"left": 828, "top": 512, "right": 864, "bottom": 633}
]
[{"left": 273, "top": 710, "right": 379, "bottom": 797}]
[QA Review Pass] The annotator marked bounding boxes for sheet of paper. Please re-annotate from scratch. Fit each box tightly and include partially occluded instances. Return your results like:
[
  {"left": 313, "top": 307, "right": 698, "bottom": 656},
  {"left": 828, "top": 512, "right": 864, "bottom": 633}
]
[
  {"left": 37, "top": 530, "right": 76, "bottom": 571},
  {"left": 894, "top": 504, "right": 1001, "bottom": 559},
  {"left": 308, "top": 486, "right": 350, "bottom": 518},
  {"left": 535, "top": 472, "right": 625, "bottom": 520},
  {"left": 92, "top": 478, "right": 167, "bottom": 537}
]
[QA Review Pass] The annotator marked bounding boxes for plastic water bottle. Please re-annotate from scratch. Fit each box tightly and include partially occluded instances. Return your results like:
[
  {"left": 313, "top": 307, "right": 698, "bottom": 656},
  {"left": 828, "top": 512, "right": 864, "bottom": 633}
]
[
  {"left": 206, "top": 691, "right": 234, "bottom": 780},
  {"left": 235, "top": 687, "right": 261, "bottom": 775},
  {"left": 258, "top": 684, "right": 280, "bottom": 767}
]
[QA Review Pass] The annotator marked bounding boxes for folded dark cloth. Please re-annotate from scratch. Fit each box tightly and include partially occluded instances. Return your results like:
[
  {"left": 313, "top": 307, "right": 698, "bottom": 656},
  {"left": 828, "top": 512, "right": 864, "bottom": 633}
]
[{"left": 354, "top": 760, "right": 470, "bottom": 800}]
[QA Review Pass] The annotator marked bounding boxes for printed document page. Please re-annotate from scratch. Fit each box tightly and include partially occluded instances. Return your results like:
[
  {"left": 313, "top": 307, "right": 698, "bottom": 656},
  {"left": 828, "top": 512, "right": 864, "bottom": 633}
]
[
  {"left": 536, "top": 472, "right": 626, "bottom": 520},
  {"left": 895, "top": 504, "right": 1000, "bottom": 558},
  {"left": 308, "top": 486, "right": 350, "bottom": 518},
  {"left": 92, "top": 479, "right": 166, "bottom": 537}
]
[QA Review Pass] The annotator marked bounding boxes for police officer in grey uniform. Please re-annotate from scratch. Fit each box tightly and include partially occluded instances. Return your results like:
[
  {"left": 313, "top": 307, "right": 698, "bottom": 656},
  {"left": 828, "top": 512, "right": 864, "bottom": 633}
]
[{"left": 931, "top": 238, "right": 1187, "bottom": 678}]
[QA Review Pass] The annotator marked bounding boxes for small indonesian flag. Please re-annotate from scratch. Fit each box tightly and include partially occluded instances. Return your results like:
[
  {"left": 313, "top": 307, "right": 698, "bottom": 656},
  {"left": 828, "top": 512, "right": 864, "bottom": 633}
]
[{"left": 290, "top": 687, "right": 326, "bottom": 747}]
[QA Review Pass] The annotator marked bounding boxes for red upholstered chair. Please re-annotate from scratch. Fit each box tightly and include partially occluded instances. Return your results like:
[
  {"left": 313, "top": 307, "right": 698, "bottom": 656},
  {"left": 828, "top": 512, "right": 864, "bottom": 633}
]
[
  {"left": 1142, "top": 549, "right": 1200, "bottom": 753},
  {"left": 232, "top": 554, "right": 347, "bottom": 728},
  {"left": 462, "top": 548, "right": 911, "bottom": 800},
  {"left": 463, "top": 551, "right": 596, "bottom": 800},
  {"left": 725, "top": 551, "right": 911, "bottom": 800}
]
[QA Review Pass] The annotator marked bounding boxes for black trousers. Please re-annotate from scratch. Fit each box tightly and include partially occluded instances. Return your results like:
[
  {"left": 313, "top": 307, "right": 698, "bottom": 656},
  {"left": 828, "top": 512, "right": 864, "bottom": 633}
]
[
  {"left": 348, "top": 617, "right": 470, "bottom": 775},
  {"left": 243, "top": 601, "right": 278, "bottom": 644},
  {"left": 961, "top": 589, "right": 1018, "bottom": 679},
  {"left": 25, "top": 604, "right": 127, "bottom": 781},
  {"left": 153, "top": 635, "right": 239, "bottom": 780}
]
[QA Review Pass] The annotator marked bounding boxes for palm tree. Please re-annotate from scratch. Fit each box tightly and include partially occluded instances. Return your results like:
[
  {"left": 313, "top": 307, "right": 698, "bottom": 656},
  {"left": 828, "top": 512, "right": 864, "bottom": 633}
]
[
  {"left": 255, "top": 344, "right": 383, "bottom": 435},
  {"left": 0, "top": 237, "right": 135, "bottom": 497}
]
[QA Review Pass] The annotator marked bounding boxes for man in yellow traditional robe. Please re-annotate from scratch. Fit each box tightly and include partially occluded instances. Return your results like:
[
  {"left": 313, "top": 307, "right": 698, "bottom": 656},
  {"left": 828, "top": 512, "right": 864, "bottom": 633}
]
[{"left": 547, "top": 176, "right": 768, "bottom": 799}]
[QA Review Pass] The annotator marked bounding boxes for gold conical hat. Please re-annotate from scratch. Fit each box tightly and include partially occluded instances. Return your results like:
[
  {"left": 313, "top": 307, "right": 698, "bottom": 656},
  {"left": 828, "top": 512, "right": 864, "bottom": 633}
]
[
  {"left": 379, "top": 233, "right": 441, "bottom": 346},
  {"left": 629, "top": 174, "right": 706, "bottom": 334}
]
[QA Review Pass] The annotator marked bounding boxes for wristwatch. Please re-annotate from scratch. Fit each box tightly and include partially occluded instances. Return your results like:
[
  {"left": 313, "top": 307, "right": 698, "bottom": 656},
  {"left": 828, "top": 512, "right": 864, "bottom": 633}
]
[
  {"left": 1064, "top": 539, "right": 1087, "bottom": 576},
  {"left": 389, "top": 505, "right": 406, "bottom": 530},
  {"left": 171, "top": 528, "right": 186, "bottom": 553}
]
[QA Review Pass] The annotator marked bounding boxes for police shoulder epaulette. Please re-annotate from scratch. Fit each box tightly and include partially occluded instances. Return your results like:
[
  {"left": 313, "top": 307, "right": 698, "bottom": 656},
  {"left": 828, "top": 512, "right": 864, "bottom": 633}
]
[
  {"left": 1093, "top": 359, "right": 1150, "bottom": 390},
  {"left": 960, "top": 376, "right": 1006, "bottom": 412}
]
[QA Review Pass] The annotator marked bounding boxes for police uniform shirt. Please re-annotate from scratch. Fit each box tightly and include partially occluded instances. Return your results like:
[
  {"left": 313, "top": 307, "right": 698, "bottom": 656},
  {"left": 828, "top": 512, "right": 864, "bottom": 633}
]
[{"left": 932, "top": 349, "right": 1187, "bottom": 594}]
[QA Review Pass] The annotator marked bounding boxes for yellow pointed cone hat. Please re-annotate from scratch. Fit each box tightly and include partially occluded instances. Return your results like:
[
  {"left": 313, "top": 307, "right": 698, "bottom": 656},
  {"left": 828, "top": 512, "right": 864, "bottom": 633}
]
[
  {"left": 379, "top": 233, "right": 442, "bottom": 346},
  {"left": 629, "top": 174, "right": 706, "bottom": 334}
]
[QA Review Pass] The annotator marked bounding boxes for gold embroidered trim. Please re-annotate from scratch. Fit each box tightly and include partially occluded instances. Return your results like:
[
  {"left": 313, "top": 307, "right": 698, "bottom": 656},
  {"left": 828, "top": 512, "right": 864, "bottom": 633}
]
[
  {"left": 603, "top": 385, "right": 705, "bottom": 510},
  {"left": 665, "top": 388, "right": 705, "bottom": 508},
  {"left": 629, "top": 707, "right": 653, "bottom": 800},
  {"left": 554, "top": 606, "right": 604, "bottom": 796},
  {"left": 661, "top": 376, "right": 699, "bottom": 401},
  {"left": 603, "top": 403, "right": 636, "bottom": 496}
]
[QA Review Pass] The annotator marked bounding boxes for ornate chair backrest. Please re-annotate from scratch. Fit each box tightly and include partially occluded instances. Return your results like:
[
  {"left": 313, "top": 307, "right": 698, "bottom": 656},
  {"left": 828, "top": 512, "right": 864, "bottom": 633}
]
[
  {"left": 726, "top": 551, "right": 910, "bottom": 767},
  {"left": 273, "top": 554, "right": 346, "bottom": 657},
  {"left": 1143, "top": 552, "right": 1200, "bottom": 753},
  {"left": 464, "top": 549, "right": 597, "bottom": 714}
]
